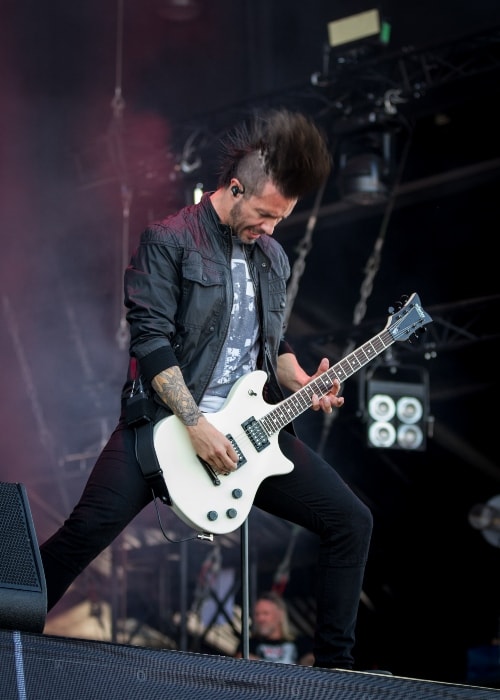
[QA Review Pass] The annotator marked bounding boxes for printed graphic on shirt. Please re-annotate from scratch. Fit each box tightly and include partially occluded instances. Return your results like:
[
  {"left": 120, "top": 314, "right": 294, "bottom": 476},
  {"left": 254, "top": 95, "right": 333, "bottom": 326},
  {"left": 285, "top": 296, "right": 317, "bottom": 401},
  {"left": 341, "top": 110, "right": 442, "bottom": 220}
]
[
  {"left": 200, "top": 239, "right": 259, "bottom": 412},
  {"left": 254, "top": 640, "right": 299, "bottom": 664},
  {"left": 240, "top": 635, "right": 313, "bottom": 665}
]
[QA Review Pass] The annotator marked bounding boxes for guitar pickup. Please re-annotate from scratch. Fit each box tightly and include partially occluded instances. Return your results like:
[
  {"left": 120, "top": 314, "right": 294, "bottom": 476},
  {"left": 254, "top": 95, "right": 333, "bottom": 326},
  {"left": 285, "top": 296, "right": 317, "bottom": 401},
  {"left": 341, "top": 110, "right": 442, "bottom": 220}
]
[
  {"left": 226, "top": 434, "right": 247, "bottom": 468},
  {"left": 241, "top": 417, "right": 269, "bottom": 452}
]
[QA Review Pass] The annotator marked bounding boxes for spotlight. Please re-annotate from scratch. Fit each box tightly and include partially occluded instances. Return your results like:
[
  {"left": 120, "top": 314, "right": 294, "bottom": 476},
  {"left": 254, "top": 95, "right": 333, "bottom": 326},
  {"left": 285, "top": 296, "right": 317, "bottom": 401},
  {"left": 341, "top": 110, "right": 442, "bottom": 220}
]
[
  {"left": 368, "top": 393, "right": 395, "bottom": 421},
  {"left": 365, "top": 378, "right": 429, "bottom": 451},
  {"left": 338, "top": 129, "right": 397, "bottom": 205},
  {"left": 396, "top": 396, "right": 423, "bottom": 424},
  {"left": 397, "top": 424, "right": 424, "bottom": 450},
  {"left": 369, "top": 421, "right": 396, "bottom": 448}
]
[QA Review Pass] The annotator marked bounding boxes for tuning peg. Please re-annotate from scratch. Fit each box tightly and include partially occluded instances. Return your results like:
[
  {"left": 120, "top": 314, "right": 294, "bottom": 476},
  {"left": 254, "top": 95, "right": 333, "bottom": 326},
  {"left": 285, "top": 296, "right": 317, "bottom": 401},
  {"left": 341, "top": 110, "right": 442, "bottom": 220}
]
[
  {"left": 393, "top": 294, "right": 409, "bottom": 312},
  {"left": 388, "top": 305, "right": 395, "bottom": 314},
  {"left": 411, "top": 327, "right": 427, "bottom": 343}
]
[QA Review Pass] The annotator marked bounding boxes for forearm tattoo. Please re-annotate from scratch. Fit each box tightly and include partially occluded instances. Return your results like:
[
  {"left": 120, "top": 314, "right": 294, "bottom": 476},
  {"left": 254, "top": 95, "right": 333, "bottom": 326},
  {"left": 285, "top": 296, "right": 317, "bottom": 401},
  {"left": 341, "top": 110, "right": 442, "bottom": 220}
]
[{"left": 152, "top": 367, "right": 203, "bottom": 426}]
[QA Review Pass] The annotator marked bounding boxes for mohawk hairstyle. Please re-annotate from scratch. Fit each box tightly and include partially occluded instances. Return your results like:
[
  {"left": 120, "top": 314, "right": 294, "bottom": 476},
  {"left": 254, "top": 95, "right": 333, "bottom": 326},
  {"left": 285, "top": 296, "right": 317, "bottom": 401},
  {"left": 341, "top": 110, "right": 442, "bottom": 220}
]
[{"left": 217, "top": 109, "right": 332, "bottom": 198}]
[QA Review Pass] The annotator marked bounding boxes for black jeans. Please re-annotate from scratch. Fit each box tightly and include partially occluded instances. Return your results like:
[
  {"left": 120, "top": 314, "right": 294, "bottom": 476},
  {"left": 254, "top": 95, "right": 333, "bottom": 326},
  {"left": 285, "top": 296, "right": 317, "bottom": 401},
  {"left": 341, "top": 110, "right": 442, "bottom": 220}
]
[{"left": 40, "top": 421, "right": 372, "bottom": 670}]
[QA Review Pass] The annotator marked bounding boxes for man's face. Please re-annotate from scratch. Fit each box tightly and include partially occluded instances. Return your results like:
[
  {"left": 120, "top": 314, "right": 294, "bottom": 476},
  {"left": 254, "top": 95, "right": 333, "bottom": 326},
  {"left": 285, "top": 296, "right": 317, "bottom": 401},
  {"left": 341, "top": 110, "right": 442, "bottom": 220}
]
[
  {"left": 228, "top": 181, "right": 297, "bottom": 245},
  {"left": 253, "top": 599, "right": 284, "bottom": 638}
]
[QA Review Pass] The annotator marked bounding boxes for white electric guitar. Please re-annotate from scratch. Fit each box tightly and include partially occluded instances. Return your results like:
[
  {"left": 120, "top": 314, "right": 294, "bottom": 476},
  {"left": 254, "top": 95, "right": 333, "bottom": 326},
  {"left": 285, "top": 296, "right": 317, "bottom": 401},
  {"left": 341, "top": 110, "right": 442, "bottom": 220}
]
[{"left": 153, "top": 292, "right": 432, "bottom": 534}]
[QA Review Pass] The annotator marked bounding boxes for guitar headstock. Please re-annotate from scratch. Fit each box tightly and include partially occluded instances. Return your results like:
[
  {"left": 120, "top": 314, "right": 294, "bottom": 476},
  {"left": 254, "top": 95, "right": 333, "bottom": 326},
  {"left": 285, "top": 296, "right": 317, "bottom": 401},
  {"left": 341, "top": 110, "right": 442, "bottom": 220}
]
[
  {"left": 386, "top": 292, "right": 433, "bottom": 343},
  {"left": 388, "top": 294, "right": 409, "bottom": 315}
]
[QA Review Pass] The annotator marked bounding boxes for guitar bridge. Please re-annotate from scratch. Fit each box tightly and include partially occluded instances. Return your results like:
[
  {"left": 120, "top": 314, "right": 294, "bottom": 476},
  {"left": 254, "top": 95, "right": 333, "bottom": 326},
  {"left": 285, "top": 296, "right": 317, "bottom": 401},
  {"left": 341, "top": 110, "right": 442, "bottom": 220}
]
[{"left": 197, "top": 456, "right": 221, "bottom": 486}]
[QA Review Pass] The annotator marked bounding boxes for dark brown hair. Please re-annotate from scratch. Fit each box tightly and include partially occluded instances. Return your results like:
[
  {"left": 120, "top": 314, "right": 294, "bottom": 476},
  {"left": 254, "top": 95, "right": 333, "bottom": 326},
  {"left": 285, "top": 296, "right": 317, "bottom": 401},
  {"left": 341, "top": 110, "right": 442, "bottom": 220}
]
[{"left": 217, "top": 109, "right": 332, "bottom": 198}]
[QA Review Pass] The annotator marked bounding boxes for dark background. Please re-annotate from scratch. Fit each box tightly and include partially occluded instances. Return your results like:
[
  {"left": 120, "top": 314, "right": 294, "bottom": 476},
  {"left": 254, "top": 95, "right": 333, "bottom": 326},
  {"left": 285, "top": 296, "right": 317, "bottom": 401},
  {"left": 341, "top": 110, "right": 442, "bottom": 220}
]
[{"left": 1, "top": 0, "right": 499, "bottom": 686}]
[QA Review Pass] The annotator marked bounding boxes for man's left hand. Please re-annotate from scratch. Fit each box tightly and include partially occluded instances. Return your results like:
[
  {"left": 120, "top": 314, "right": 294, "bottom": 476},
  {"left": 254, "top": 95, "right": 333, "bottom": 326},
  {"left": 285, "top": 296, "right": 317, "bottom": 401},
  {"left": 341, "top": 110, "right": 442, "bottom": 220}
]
[{"left": 310, "top": 358, "right": 344, "bottom": 414}]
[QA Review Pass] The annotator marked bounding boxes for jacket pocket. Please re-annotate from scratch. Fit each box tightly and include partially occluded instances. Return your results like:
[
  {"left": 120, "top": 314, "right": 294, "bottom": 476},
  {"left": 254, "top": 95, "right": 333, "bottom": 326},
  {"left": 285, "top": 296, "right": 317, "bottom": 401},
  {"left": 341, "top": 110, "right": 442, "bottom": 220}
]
[{"left": 179, "top": 255, "right": 227, "bottom": 328}]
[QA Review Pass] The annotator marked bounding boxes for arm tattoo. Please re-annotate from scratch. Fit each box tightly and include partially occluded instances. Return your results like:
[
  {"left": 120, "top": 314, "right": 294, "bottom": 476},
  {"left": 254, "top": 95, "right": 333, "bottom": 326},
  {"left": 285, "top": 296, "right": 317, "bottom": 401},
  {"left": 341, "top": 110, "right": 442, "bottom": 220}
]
[{"left": 152, "top": 367, "right": 203, "bottom": 426}]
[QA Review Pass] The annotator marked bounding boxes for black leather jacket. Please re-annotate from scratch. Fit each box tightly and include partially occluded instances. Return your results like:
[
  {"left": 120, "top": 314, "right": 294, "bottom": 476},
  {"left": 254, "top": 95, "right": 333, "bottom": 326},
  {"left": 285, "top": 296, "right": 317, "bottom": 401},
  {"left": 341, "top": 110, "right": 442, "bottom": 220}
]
[{"left": 123, "top": 192, "right": 293, "bottom": 421}]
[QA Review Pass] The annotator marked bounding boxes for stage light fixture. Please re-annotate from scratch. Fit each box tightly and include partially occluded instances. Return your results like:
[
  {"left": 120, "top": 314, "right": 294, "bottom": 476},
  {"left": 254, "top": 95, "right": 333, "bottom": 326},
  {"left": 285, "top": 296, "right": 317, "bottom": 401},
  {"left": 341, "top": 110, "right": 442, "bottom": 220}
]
[
  {"left": 317, "top": 9, "right": 400, "bottom": 206},
  {"left": 326, "top": 9, "right": 389, "bottom": 50},
  {"left": 368, "top": 393, "right": 395, "bottom": 421},
  {"left": 368, "top": 420, "right": 396, "bottom": 448},
  {"left": 397, "top": 423, "right": 424, "bottom": 450},
  {"left": 366, "top": 379, "right": 429, "bottom": 451},
  {"left": 396, "top": 396, "right": 423, "bottom": 423},
  {"left": 338, "top": 129, "right": 397, "bottom": 205}
]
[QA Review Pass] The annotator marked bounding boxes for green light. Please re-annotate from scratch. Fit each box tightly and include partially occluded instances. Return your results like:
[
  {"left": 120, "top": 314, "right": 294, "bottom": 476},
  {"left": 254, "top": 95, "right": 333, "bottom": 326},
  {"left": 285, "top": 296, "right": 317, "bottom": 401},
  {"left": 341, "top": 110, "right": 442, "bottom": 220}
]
[{"left": 380, "top": 21, "right": 391, "bottom": 45}]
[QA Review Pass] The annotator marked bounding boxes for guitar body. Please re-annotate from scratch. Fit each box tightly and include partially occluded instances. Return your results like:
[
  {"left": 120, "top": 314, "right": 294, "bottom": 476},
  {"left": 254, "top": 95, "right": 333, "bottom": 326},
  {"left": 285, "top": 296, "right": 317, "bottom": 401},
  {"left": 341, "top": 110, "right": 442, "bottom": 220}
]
[
  {"left": 152, "top": 292, "right": 433, "bottom": 536},
  {"left": 153, "top": 370, "right": 293, "bottom": 535}
]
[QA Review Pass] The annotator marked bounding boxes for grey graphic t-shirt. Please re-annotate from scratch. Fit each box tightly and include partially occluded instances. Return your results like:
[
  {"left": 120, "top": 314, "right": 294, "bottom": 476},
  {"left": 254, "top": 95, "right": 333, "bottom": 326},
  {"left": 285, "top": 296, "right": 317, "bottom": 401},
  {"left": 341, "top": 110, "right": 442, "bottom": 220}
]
[{"left": 200, "top": 237, "right": 260, "bottom": 412}]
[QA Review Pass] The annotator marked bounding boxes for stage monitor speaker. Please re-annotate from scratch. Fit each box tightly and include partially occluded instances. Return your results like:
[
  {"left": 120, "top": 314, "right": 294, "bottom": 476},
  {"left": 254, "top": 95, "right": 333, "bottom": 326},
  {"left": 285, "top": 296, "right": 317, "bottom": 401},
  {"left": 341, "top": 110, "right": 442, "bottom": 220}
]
[
  {"left": 0, "top": 482, "right": 47, "bottom": 633},
  {"left": 1, "top": 630, "right": 498, "bottom": 700}
]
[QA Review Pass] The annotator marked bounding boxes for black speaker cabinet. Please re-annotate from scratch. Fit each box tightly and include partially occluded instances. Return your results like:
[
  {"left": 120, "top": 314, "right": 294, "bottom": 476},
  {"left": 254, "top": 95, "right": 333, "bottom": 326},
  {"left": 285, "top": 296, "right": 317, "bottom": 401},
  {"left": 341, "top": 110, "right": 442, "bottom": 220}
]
[
  {"left": 0, "top": 482, "right": 47, "bottom": 632},
  {"left": 0, "top": 630, "right": 498, "bottom": 700}
]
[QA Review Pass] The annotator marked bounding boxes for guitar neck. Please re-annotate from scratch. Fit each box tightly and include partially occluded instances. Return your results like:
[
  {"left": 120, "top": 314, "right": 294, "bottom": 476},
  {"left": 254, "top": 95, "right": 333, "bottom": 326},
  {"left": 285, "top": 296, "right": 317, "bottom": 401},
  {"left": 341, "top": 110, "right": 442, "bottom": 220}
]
[{"left": 260, "top": 328, "right": 394, "bottom": 436}]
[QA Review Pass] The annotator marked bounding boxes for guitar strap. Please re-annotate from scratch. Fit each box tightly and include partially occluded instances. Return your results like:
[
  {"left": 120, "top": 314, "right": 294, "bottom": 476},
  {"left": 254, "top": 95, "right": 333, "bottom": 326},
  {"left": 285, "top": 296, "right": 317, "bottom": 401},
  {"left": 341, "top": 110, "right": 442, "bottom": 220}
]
[
  {"left": 126, "top": 358, "right": 171, "bottom": 504},
  {"left": 134, "top": 421, "right": 171, "bottom": 505}
]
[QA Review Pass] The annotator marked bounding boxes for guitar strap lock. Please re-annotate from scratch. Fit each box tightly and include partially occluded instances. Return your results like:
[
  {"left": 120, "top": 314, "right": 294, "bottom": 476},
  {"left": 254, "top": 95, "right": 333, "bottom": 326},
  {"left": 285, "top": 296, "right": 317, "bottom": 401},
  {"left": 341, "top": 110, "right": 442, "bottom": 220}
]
[{"left": 134, "top": 421, "right": 171, "bottom": 505}]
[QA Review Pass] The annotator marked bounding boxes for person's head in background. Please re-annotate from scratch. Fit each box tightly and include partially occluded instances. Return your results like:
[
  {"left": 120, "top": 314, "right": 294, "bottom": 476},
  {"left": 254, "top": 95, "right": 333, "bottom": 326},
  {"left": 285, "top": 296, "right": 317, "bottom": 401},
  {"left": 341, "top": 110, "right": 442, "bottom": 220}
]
[{"left": 252, "top": 591, "right": 294, "bottom": 641}]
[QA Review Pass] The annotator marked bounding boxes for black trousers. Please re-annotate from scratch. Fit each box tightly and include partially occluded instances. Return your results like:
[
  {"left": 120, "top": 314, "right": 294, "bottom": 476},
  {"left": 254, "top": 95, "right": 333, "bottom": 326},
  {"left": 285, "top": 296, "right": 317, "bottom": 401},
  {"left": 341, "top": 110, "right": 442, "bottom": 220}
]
[{"left": 40, "top": 419, "right": 372, "bottom": 669}]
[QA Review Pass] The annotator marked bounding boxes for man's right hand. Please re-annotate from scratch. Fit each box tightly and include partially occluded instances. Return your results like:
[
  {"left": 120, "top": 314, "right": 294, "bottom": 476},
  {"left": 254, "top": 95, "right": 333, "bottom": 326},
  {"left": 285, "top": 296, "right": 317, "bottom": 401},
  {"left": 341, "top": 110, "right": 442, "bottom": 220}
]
[{"left": 186, "top": 415, "right": 239, "bottom": 476}]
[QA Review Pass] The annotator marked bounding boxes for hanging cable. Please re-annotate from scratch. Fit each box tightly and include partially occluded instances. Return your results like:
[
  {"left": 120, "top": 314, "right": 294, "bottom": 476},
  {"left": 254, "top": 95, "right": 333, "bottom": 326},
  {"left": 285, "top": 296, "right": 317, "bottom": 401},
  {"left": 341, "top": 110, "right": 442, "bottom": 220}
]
[
  {"left": 283, "top": 178, "right": 327, "bottom": 328},
  {"left": 350, "top": 134, "right": 413, "bottom": 330}
]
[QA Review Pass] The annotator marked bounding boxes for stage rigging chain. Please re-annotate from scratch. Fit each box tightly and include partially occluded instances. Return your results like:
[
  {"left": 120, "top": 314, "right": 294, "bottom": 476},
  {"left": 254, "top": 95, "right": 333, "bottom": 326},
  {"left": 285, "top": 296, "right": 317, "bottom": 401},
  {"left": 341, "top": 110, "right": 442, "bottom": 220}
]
[
  {"left": 282, "top": 129, "right": 413, "bottom": 457},
  {"left": 315, "top": 133, "right": 413, "bottom": 456}
]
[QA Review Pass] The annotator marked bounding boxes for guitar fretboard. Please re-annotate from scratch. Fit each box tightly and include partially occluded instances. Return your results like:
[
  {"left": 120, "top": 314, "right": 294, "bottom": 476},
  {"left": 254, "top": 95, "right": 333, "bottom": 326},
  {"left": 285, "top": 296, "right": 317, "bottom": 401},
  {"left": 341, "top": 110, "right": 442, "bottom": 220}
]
[{"left": 260, "top": 329, "right": 394, "bottom": 436}]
